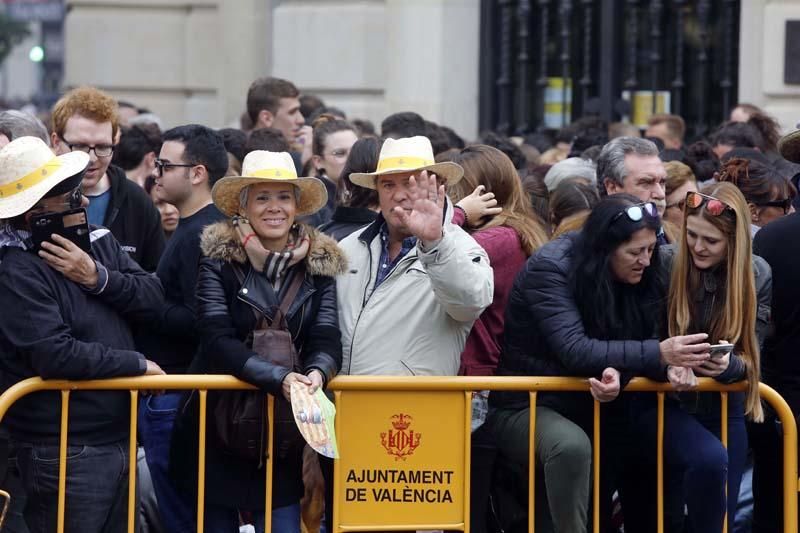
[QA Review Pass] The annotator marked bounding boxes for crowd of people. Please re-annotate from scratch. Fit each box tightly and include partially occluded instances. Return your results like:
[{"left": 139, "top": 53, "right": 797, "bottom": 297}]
[{"left": 0, "top": 76, "right": 799, "bottom": 533}]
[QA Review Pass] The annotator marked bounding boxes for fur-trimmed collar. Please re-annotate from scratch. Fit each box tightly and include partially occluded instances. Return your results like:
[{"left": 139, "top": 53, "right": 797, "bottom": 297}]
[{"left": 200, "top": 221, "right": 347, "bottom": 277}]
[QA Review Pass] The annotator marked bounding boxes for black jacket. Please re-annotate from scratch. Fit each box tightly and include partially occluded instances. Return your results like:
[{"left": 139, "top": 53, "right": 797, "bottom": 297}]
[
  {"left": 318, "top": 206, "right": 377, "bottom": 241},
  {"left": 172, "top": 220, "right": 346, "bottom": 510},
  {"left": 0, "top": 227, "right": 164, "bottom": 444},
  {"left": 492, "top": 233, "right": 665, "bottom": 416},
  {"left": 105, "top": 165, "right": 165, "bottom": 272},
  {"left": 752, "top": 216, "right": 795, "bottom": 385}
]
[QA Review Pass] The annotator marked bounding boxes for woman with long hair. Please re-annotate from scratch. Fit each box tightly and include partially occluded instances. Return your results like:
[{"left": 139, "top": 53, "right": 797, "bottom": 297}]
[
  {"left": 667, "top": 182, "right": 769, "bottom": 525},
  {"left": 445, "top": 144, "right": 547, "bottom": 532},
  {"left": 447, "top": 144, "right": 548, "bottom": 375}
]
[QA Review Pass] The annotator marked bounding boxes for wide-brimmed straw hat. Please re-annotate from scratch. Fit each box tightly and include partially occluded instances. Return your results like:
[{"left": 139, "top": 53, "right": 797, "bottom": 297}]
[
  {"left": 778, "top": 129, "right": 800, "bottom": 164},
  {"left": 0, "top": 136, "right": 89, "bottom": 219},
  {"left": 349, "top": 136, "right": 464, "bottom": 189},
  {"left": 212, "top": 151, "right": 328, "bottom": 217}
]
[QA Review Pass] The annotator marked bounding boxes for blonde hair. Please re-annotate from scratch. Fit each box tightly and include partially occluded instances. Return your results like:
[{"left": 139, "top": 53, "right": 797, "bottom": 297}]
[{"left": 667, "top": 181, "right": 763, "bottom": 421}]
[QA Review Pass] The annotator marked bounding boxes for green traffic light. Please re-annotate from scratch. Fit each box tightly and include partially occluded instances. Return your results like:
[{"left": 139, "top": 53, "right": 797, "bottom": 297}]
[{"left": 29, "top": 46, "right": 44, "bottom": 63}]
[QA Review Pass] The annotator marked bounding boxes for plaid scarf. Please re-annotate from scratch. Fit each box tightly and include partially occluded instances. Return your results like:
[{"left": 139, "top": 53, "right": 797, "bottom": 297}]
[
  {"left": 0, "top": 222, "right": 32, "bottom": 253},
  {"left": 261, "top": 224, "right": 310, "bottom": 286}
]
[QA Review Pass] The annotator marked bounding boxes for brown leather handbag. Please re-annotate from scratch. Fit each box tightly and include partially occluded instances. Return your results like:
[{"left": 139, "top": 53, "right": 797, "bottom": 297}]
[{"left": 213, "top": 264, "right": 306, "bottom": 465}]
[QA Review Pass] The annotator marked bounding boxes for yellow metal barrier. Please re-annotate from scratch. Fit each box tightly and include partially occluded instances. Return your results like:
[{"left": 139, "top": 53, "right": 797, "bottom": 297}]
[{"left": 0, "top": 375, "right": 795, "bottom": 532}]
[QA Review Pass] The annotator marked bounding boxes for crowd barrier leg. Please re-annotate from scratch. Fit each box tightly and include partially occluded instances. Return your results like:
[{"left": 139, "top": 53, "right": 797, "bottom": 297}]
[
  {"left": 57, "top": 390, "right": 70, "bottom": 533},
  {"left": 593, "top": 400, "right": 601, "bottom": 533},
  {"left": 128, "top": 390, "right": 139, "bottom": 533},
  {"left": 197, "top": 390, "right": 208, "bottom": 533},
  {"left": 657, "top": 391, "right": 664, "bottom": 533},
  {"left": 758, "top": 383, "right": 799, "bottom": 533},
  {"left": 0, "top": 489, "right": 9, "bottom": 529},
  {"left": 264, "top": 394, "right": 275, "bottom": 533},
  {"left": 527, "top": 392, "right": 537, "bottom": 533},
  {"left": 721, "top": 392, "right": 729, "bottom": 533},
  {"left": 463, "top": 391, "right": 472, "bottom": 533}
]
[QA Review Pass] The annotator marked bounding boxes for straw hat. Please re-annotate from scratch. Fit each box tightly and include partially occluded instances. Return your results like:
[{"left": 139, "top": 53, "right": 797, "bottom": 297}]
[
  {"left": 212, "top": 151, "right": 328, "bottom": 217},
  {"left": 778, "top": 129, "right": 800, "bottom": 164},
  {"left": 0, "top": 136, "right": 89, "bottom": 219},
  {"left": 349, "top": 136, "right": 464, "bottom": 189}
]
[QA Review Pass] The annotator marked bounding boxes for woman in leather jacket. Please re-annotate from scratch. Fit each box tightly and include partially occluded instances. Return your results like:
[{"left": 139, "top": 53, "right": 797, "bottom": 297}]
[{"left": 190, "top": 150, "right": 346, "bottom": 532}]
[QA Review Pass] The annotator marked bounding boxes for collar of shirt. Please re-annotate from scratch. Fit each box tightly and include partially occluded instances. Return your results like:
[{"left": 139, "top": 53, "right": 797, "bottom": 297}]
[{"left": 375, "top": 222, "right": 417, "bottom": 288}]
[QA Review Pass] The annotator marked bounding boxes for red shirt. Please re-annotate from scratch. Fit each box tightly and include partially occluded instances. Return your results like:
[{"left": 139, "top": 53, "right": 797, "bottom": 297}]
[{"left": 452, "top": 209, "right": 528, "bottom": 375}]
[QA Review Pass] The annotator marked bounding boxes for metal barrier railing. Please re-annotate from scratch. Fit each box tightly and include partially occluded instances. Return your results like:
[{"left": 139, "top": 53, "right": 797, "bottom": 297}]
[{"left": 0, "top": 375, "right": 795, "bottom": 532}]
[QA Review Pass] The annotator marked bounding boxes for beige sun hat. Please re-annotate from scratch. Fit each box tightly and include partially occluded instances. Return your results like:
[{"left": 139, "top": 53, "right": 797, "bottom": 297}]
[
  {"left": 778, "top": 129, "right": 800, "bottom": 164},
  {"left": 349, "top": 135, "right": 464, "bottom": 189},
  {"left": 0, "top": 136, "right": 89, "bottom": 220},
  {"left": 212, "top": 151, "right": 328, "bottom": 217}
]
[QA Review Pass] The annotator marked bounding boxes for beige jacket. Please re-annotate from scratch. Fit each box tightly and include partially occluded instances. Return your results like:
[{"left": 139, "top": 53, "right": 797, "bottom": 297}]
[{"left": 336, "top": 211, "right": 494, "bottom": 376}]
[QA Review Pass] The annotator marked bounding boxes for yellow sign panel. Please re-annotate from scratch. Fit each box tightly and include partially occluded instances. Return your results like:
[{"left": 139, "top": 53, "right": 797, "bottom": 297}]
[{"left": 336, "top": 390, "right": 468, "bottom": 529}]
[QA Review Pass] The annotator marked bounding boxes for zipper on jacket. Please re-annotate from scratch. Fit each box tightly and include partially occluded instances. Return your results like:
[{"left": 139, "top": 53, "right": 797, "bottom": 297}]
[{"left": 346, "top": 242, "right": 418, "bottom": 375}]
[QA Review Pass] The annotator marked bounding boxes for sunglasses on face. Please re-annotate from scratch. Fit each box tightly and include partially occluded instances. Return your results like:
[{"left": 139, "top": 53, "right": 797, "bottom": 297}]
[
  {"left": 755, "top": 197, "right": 792, "bottom": 215},
  {"left": 611, "top": 202, "right": 658, "bottom": 224},
  {"left": 685, "top": 191, "right": 735, "bottom": 217}
]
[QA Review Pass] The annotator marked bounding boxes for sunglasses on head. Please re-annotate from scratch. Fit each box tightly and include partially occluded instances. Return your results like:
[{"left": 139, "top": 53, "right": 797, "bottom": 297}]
[
  {"left": 611, "top": 202, "right": 658, "bottom": 224},
  {"left": 755, "top": 197, "right": 792, "bottom": 215},
  {"left": 685, "top": 191, "right": 734, "bottom": 217}
]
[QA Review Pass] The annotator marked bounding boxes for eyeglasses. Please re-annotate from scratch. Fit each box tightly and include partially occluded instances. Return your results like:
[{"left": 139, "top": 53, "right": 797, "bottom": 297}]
[
  {"left": 59, "top": 137, "right": 114, "bottom": 158},
  {"left": 755, "top": 198, "right": 792, "bottom": 215},
  {"left": 30, "top": 186, "right": 83, "bottom": 213},
  {"left": 685, "top": 191, "right": 735, "bottom": 216},
  {"left": 611, "top": 202, "right": 658, "bottom": 224},
  {"left": 155, "top": 159, "right": 195, "bottom": 177}
]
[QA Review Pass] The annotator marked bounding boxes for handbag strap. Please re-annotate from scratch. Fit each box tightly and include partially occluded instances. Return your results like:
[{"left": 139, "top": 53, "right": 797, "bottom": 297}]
[
  {"left": 272, "top": 264, "right": 306, "bottom": 329},
  {"left": 231, "top": 262, "right": 306, "bottom": 330}
]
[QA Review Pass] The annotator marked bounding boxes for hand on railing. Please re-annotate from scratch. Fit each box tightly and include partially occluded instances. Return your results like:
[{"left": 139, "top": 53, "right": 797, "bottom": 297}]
[
  {"left": 659, "top": 333, "right": 711, "bottom": 368},
  {"left": 588, "top": 367, "right": 620, "bottom": 402},
  {"left": 142, "top": 360, "right": 166, "bottom": 395},
  {"left": 666, "top": 365, "right": 698, "bottom": 391}
]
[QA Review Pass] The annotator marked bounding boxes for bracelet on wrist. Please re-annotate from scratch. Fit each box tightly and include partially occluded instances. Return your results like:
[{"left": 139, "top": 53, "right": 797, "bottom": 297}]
[{"left": 454, "top": 204, "right": 469, "bottom": 225}]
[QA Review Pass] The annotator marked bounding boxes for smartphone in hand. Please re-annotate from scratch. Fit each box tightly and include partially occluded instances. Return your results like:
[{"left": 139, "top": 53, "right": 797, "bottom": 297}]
[
  {"left": 31, "top": 208, "right": 91, "bottom": 254},
  {"left": 709, "top": 343, "right": 734, "bottom": 359}
]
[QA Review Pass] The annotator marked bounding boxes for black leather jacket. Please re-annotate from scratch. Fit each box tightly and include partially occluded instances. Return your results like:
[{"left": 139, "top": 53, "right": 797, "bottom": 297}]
[{"left": 195, "top": 221, "right": 347, "bottom": 394}]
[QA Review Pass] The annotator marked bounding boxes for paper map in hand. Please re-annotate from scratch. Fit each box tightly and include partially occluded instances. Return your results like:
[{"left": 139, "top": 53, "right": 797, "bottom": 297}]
[{"left": 290, "top": 382, "right": 339, "bottom": 458}]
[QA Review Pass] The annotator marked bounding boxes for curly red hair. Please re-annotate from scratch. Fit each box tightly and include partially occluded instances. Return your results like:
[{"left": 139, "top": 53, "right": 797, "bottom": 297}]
[{"left": 51, "top": 86, "right": 120, "bottom": 139}]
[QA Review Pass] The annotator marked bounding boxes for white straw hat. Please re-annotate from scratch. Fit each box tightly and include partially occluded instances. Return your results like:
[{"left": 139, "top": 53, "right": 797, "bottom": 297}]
[
  {"left": 0, "top": 136, "right": 89, "bottom": 219},
  {"left": 349, "top": 136, "right": 464, "bottom": 189},
  {"left": 212, "top": 151, "right": 328, "bottom": 217}
]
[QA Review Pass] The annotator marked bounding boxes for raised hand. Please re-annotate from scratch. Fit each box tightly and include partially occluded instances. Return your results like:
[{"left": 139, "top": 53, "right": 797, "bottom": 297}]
[
  {"left": 392, "top": 170, "right": 445, "bottom": 245},
  {"left": 456, "top": 185, "right": 502, "bottom": 227}
]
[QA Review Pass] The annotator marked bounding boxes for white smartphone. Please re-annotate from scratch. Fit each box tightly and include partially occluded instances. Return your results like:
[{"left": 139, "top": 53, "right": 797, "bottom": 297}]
[{"left": 708, "top": 343, "right": 734, "bottom": 359}]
